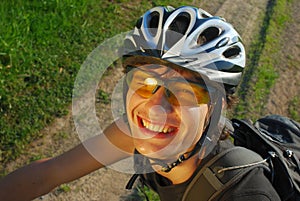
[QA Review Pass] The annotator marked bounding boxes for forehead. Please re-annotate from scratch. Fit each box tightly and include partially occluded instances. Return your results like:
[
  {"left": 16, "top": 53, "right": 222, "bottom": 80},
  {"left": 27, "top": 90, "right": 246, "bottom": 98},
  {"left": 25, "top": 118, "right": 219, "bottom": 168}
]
[{"left": 133, "top": 64, "right": 202, "bottom": 82}]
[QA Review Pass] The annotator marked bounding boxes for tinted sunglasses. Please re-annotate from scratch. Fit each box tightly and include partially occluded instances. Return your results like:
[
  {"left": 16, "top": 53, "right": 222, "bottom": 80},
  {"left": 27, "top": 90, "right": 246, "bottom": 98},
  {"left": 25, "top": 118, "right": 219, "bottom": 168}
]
[{"left": 125, "top": 67, "right": 213, "bottom": 106}]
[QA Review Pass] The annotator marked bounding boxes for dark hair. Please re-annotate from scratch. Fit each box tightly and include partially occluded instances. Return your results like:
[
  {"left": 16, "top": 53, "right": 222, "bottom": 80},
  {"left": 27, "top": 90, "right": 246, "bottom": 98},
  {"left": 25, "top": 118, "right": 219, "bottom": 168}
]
[
  {"left": 226, "top": 94, "right": 239, "bottom": 109},
  {"left": 218, "top": 94, "right": 239, "bottom": 140}
]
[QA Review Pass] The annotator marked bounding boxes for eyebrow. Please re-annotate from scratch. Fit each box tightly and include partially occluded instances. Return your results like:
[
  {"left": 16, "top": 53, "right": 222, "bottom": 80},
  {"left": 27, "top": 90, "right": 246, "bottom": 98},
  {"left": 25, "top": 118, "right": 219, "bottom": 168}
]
[
  {"left": 139, "top": 64, "right": 169, "bottom": 73},
  {"left": 131, "top": 65, "right": 205, "bottom": 82}
]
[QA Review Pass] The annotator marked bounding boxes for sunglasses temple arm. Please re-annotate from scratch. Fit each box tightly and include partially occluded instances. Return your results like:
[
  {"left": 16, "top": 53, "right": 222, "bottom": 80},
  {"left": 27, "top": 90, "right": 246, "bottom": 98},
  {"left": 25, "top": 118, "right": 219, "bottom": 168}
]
[{"left": 151, "top": 85, "right": 161, "bottom": 94}]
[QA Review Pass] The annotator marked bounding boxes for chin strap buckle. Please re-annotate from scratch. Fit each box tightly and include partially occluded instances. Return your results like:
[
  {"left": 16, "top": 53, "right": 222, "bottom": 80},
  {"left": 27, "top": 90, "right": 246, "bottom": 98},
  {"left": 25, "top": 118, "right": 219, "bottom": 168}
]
[{"left": 161, "top": 155, "right": 186, "bottom": 172}]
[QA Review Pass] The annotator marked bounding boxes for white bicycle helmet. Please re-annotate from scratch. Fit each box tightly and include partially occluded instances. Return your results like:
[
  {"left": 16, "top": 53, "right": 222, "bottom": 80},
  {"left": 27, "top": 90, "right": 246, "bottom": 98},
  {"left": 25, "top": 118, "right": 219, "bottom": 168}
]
[
  {"left": 123, "top": 5, "right": 246, "bottom": 94},
  {"left": 123, "top": 6, "right": 246, "bottom": 172}
]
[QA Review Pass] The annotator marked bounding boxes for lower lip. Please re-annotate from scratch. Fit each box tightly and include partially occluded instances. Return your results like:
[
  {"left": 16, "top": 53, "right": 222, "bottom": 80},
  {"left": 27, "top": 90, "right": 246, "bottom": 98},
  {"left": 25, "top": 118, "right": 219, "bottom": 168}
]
[{"left": 137, "top": 118, "right": 178, "bottom": 139}]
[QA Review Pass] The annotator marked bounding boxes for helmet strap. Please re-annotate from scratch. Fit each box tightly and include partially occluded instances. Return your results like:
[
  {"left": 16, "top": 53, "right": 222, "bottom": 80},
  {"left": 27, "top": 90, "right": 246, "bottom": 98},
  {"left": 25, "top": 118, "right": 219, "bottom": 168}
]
[{"left": 148, "top": 124, "right": 209, "bottom": 173}]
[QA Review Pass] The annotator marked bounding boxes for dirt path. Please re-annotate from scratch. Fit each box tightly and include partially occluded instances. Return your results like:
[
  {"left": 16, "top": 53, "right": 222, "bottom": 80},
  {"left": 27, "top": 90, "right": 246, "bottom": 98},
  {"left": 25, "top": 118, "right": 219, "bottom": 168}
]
[
  {"left": 3, "top": 0, "right": 299, "bottom": 200},
  {"left": 265, "top": 0, "right": 300, "bottom": 117}
]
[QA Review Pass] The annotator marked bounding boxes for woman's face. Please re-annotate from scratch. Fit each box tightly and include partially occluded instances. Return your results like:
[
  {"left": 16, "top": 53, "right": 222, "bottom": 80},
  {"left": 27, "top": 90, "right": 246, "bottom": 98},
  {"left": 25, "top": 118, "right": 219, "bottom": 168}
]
[{"left": 126, "top": 64, "right": 211, "bottom": 161}]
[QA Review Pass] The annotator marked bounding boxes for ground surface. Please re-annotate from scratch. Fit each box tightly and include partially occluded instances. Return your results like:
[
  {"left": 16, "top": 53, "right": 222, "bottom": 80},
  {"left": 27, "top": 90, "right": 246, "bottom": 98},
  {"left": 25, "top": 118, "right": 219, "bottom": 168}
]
[{"left": 3, "top": 0, "right": 300, "bottom": 200}]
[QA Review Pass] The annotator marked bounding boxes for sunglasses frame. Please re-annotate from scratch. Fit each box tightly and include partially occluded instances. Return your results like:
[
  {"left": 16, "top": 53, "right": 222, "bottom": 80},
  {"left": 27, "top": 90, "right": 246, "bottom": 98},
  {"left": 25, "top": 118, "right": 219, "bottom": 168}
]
[{"left": 125, "top": 65, "right": 216, "bottom": 106}]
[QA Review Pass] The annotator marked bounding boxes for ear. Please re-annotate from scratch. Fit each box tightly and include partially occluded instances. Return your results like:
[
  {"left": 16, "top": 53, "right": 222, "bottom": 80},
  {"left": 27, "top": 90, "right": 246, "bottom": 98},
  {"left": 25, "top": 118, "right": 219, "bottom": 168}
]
[{"left": 221, "top": 97, "right": 228, "bottom": 110}]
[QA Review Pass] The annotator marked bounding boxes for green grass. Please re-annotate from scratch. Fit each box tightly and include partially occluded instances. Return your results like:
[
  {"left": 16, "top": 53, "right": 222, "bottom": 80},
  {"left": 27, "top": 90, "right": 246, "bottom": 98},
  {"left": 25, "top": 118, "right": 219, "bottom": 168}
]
[
  {"left": 137, "top": 185, "right": 160, "bottom": 201},
  {"left": 0, "top": 0, "right": 202, "bottom": 164},
  {"left": 233, "top": 0, "right": 292, "bottom": 120}
]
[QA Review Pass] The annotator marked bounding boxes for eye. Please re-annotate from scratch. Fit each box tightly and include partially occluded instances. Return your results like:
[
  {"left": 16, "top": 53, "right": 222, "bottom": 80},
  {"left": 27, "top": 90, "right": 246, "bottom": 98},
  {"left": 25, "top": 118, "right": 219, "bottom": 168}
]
[{"left": 173, "top": 88, "right": 195, "bottom": 98}]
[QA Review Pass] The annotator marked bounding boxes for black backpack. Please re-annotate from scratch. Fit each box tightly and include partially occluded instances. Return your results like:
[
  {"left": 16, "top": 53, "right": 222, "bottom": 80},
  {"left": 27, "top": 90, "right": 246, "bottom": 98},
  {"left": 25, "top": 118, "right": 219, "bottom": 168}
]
[{"left": 183, "top": 115, "right": 300, "bottom": 201}]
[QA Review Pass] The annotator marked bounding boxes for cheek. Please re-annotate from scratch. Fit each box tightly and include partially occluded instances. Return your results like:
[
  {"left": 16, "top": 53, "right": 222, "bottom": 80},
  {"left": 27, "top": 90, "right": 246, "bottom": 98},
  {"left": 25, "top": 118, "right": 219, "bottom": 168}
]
[
  {"left": 185, "top": 105, "right": 208, "bottom": 128},
  {"left": 126, "top": 89, "right": 136, "bottom": 110},
  {"left": 180, "top": 105, "right": 209, "bottom": 145},
  {"left": 126, "top": 89, "right": 149, "bottom": 136},
  {"left": 126, "top": 89, "right": 143, "bottom": 116}
]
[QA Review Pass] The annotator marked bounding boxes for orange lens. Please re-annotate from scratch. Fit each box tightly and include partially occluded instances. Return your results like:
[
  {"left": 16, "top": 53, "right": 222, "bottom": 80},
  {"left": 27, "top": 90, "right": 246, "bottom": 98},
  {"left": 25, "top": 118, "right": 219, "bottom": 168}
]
[
  {"left": 126, "top": 68, "right": 211, "bottom": 106},
  {"left": 167, "top": 82, "right": 210, "bottom": 106}
]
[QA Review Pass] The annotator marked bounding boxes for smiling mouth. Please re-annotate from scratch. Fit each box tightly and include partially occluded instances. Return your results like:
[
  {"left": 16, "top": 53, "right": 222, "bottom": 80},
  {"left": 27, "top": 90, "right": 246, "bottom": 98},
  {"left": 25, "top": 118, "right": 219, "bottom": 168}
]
[{"left": 137, "top": 116, "right": 178, "bottom": 137}]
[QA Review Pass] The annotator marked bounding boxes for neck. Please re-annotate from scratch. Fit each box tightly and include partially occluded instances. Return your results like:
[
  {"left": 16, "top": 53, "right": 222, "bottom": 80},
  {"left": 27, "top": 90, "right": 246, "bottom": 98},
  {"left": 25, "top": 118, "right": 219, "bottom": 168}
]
[{"left": 151, "top": 153, "right": 203, "bottom": 184}]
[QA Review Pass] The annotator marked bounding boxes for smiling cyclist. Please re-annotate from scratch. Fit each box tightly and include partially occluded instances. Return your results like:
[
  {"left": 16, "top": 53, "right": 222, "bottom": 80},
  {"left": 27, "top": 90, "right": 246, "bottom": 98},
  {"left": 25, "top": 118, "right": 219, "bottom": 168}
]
[{"left": 0, "top": 5, "right": 280, "bottom": 201}]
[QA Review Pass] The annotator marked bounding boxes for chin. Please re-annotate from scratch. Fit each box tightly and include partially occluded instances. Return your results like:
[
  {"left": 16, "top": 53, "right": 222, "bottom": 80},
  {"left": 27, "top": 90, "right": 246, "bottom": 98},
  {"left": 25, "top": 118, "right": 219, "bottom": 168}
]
[{"left": 134, "top": 138, "right": 188, "bottom": 161}]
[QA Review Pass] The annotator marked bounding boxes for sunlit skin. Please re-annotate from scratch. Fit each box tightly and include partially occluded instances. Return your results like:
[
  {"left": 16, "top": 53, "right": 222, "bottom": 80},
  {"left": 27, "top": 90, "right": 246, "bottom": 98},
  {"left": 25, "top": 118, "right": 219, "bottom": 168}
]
[{"left": 126, "top": 64, "right": 212, "bottom": 183}]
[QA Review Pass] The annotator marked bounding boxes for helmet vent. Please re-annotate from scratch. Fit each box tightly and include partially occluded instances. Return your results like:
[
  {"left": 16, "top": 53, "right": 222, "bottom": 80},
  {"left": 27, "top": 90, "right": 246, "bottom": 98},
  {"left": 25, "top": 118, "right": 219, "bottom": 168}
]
[
  {"left": 200, "top": 13, "right": 210, "bottom": 18},
  {"left": 136, "top": 17, "right": 143, "bottom": 29},
  {"left": 165, "top": 12, "right": 191, "bottom": 49},
  {"left": 197, "top": 27, "right": 220, "bottom": 46},
  {"left": 168, "top": 12, "right": 191, "bottom": 35},
  {"left": 148, "top": 11, "right": 160, "bottom": 36},
  {"left": 223, "top": 46, "right": 241, "bottom": 58}
]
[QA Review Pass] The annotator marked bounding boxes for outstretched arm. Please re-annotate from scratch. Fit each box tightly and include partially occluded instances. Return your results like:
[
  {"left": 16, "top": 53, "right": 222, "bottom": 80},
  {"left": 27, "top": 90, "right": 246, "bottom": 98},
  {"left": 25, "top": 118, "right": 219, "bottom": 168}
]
[{"left": 0, "top": 118, "right": 134, "bottom": 201}]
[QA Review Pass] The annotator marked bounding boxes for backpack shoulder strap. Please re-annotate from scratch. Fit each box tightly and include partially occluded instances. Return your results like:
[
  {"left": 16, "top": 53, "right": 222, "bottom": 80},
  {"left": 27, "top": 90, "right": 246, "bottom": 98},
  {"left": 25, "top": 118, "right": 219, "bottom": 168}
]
[{"left": 182, "top": 146, "right": 268, "bottom": 201}]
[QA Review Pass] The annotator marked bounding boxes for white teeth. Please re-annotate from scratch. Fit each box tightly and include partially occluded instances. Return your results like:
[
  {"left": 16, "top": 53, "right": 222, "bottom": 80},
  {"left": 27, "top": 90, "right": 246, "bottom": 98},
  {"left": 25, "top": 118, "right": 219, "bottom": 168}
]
[
  {"left": 142, "top": 119, "right": 148, "bottom": 128},
  {"left": 153, "top": 125, "right": 160, "bottom": 132},
  {"left": 142, "top": 119, "right": 173, "bottom": 133}
]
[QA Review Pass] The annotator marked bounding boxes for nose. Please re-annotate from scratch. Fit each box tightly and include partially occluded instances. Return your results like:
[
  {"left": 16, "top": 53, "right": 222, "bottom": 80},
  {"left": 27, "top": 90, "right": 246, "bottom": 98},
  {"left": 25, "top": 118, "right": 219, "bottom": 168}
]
[{"left": 144, "top": 86, "right": 173, "bottom": 113}]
